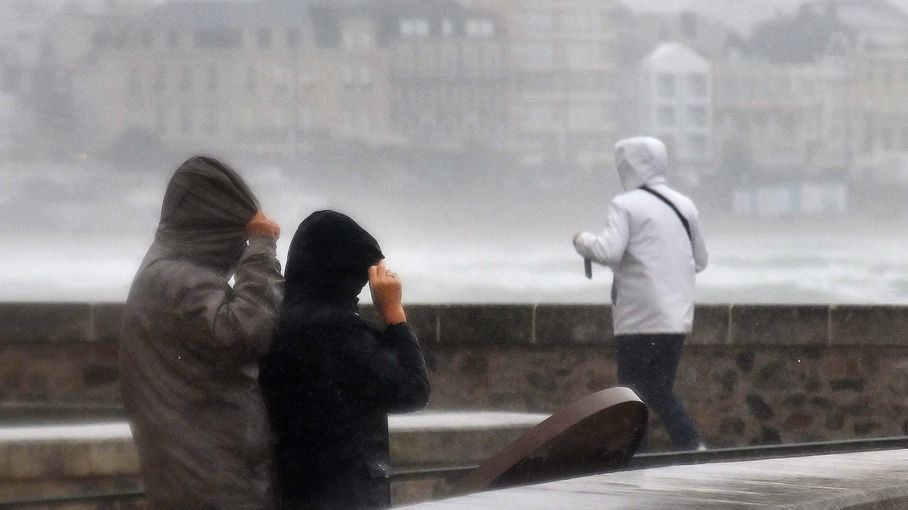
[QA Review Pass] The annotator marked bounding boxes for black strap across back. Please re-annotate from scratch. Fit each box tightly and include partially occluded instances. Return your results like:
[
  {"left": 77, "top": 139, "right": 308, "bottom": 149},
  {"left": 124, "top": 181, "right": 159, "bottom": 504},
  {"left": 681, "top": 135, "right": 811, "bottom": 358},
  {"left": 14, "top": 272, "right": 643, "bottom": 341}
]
[{"left": 639, "top": 185, "right": 692, "bottom": 242}]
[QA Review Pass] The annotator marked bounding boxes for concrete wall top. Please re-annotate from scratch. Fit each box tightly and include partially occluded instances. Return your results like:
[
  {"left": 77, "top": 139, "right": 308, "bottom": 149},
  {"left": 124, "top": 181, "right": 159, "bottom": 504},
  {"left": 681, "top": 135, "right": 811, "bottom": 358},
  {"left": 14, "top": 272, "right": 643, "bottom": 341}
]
[{"left": 2, "top": 303, "right": 908, "bottom": 347}]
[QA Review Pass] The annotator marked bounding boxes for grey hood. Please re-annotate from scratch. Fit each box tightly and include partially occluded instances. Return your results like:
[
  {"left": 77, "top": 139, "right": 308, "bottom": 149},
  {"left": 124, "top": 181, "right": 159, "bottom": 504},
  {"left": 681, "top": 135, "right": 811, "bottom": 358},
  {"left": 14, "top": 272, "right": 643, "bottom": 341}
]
[
  {"left": 614, "top": 136, "right": 669, "bottom": 190},
  {"left": 139, "top": 156, "right": 259, "bottom": 275},
  {"left": 121, "top": 156, "right": 282, "bottom": 509}
]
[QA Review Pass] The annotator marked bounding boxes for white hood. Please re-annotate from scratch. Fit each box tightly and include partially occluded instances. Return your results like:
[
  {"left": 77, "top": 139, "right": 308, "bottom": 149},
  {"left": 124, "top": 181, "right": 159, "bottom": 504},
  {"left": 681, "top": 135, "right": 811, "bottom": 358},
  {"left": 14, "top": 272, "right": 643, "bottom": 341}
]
[{"left": 614, "top": 137, "right": 668, "bottom": 190}]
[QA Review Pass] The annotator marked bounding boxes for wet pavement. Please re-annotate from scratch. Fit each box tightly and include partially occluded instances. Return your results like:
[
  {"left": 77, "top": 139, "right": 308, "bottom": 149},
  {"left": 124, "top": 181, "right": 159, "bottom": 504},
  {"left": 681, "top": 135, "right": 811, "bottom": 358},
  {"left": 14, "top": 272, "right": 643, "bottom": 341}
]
[{"left": 397, "top": 448, "right": 908, "bottom": 509}]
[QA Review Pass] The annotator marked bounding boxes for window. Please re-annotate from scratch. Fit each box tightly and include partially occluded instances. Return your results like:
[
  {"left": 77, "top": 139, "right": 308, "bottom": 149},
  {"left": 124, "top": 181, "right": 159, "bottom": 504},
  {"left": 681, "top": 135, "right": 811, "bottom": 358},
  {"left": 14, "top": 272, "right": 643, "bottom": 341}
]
[
  {"left": 112, "top": 31, "right": 127, "bottom": 49},
  {"left": 287, "top": 28, "right": 301, "bottom": 48},
  {"left": 206, "top": 109, "right": 219, "bottom": 135},
  {"left": 181, "top": 108, "right": 192, "bottom": 134},
  {"left": 168, "top": 29, "right": 181, "bottom": 49},
  {"left": 92, "top": 30, "right": 111, "bottom": 49},
  {"left": 525, "top": 105, "right": 553, "bottom": 127},
  {"left": 207, "top": 65, "right": 218, "bottom": 93},
  {"left": 657, "top": 105, "right": 675, "bottom": 126},
  {"left": 154, "top": 106, "right": 166, "bottom": 134},
  {"left": 128, "top": 68, "right": 141, "bottom": 98},
  {"left": 566, "top": 45, "right": 596, "bottom": 67},
  {"left": 246, "top": 65, "right": 256, "bottom": 92},
  {"left": 657, "top": 73, "right": 675, "bottom": 96},
  {"left": 523, "top": 12, "right": 552, "bottom": 31},
  {"left": 688, "top": 105, "right": 707, "bottom": 126},
  {"left": 153, "top": 68, "right": 166, "bottom": 93},
  {"left": 522, "top": 43, "right": 554, "bottom": 67},
  {"left": 688, "top": 133, "right": 707, "bottom": 155},
  {"left": 142, "top": 29, "right": 154, "bottom": 49},
  {"left": 720, "top": 78, "right": 737, "bottom": 100},
  {"left": 195, "top": 28, "right": 243, "bottom": 49},
  {"left": 688, "top": 73, "right": 707, "bottom": 97},
  {"left": 466, "top": 19, "right": 494, "bottom": 38},
  {"left": 401, "top": 18, "right": 430, "bottom": 37},
  {"left": 442, "top": 19, "right": 453, "bottom": 37},
  {"left": 257, "top": 28, "right": 272, "bottom": 48},
  {"left": 180, "top": 67, "right": 192, "bottom": 91}
]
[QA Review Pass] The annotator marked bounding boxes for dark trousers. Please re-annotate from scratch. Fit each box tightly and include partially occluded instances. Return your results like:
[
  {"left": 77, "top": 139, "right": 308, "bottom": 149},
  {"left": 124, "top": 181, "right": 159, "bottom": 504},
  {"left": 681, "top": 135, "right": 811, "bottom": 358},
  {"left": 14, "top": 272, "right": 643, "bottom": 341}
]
[{"left": 615, "top": 334, "right": 701, "bottom": 450}]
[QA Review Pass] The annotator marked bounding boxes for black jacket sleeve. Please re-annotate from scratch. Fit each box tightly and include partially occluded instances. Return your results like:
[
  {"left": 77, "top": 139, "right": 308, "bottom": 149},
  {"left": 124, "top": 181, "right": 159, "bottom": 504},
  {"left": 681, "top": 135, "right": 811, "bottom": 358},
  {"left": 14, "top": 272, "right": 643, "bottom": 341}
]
[{"left": 335, "top": 322, "right": 430, "bottom": 413}]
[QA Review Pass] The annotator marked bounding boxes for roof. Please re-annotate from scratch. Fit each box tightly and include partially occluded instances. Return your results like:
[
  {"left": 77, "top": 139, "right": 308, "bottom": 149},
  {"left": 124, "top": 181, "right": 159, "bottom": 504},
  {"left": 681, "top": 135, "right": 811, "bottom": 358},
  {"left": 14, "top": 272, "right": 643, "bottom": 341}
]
[
  {"left": 736, "top": 4, "right": 853, "bottom": 63},
  {"left": 828, "top": 0, "right": 908, "bottom": 30},
  {"left": 310, "top": 0, "right": 503, "bottom": 45},
  {"left": 642, "top": 42, "right": 711, "bottom": 71},
  {"left": 141, "top": 0, "right": 315, "bottom": 29}
]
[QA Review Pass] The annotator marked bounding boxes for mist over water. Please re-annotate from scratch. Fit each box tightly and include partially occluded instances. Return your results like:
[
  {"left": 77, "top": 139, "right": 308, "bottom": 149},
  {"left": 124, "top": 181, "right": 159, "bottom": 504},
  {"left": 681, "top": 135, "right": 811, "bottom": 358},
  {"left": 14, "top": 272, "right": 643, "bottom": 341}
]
[
  {"left": 5, "top": 0, "right": 908, "bottom": 304},
  {"left": 4, "top": 161, "right": 907, "bottom": 305}
]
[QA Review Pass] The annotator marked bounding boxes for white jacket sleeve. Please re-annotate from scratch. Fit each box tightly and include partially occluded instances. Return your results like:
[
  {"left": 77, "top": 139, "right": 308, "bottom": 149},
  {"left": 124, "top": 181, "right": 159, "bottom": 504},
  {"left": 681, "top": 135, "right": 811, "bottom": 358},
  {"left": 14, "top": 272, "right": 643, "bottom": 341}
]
[
  {"left": 573, "top": 201, "right": 629, "bottom": 268},
  {"left": 689, "top": 205, "right": 708, "bottom": 273}
]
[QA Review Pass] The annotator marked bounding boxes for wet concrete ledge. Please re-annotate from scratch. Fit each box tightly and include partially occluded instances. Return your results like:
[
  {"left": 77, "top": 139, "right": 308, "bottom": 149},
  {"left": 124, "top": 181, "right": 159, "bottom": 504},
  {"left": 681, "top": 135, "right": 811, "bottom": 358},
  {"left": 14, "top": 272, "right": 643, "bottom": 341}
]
[
  {"left": 4, "top": 302, "right": 908, "bottom": 346},
  {"left": 396, "top": 448, "right": 908, "bottom": 509},
  {"left": 0, "top": 411, "right": 547, "bottom": 480},
  {"left": 0, "top": 411, "right": 547, "bottom": 505}
]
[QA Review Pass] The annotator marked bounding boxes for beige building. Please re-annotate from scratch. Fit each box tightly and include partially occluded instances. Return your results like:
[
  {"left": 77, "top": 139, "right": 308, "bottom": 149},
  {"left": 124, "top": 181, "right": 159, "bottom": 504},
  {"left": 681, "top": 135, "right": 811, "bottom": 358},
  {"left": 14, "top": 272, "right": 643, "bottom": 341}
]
[
  {"left": 382, "top": 1, "right": 509, "bottom": 150},
  {"left": 50, "top": 0, "right": 514, "bottom": 159},
  {"left": 713, "top": 0, "right": 908, "bottom": 179},
  {"left": 52, "top": 1, "right": 395, "bottom": 159},
  {"left": 474, "top": 0, "right": 623, "bottom": 168},
  {"left": 713, "top": 59, "right": 828, "bottom": 175}
]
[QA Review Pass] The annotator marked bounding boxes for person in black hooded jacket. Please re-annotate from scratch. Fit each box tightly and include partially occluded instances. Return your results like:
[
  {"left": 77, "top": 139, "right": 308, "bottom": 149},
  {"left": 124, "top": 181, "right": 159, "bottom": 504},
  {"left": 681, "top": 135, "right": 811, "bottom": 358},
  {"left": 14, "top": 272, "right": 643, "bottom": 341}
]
[{"left": 260, "top": 210, "right": 430, "bottom": 510}]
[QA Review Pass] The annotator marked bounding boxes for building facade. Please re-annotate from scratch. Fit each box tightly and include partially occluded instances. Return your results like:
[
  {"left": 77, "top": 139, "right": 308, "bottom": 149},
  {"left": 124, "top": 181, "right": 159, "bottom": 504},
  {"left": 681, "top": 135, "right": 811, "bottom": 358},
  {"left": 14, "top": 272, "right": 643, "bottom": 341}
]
[
  {"left": 638, "top": 42, "right": 713, "bottom": 184},
  {"left": 476, "top": 0, "right": 623, "bottom": 169}
]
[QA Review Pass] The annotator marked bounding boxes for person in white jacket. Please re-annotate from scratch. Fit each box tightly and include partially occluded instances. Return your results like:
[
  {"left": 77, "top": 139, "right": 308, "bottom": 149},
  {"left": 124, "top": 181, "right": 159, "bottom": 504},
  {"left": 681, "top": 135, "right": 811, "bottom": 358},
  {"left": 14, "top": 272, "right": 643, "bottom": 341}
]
[{"left": 573, "top": 136, "right": 708, "bottom": 450}]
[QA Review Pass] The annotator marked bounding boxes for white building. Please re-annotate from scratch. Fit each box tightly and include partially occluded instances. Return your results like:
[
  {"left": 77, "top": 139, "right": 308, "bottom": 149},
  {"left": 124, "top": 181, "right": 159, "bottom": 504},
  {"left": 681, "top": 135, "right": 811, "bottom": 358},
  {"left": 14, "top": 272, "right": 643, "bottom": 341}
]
[{"left": 638, "top": 42, "right": 712, "bottom": 182}]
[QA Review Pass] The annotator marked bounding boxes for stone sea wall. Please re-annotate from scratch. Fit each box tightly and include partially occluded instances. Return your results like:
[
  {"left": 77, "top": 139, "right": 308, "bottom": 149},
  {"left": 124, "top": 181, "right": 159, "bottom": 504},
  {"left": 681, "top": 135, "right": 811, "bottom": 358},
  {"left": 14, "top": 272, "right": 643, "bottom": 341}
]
[{"left": 2, "top": 303, "right": 908, "bottom": 448}]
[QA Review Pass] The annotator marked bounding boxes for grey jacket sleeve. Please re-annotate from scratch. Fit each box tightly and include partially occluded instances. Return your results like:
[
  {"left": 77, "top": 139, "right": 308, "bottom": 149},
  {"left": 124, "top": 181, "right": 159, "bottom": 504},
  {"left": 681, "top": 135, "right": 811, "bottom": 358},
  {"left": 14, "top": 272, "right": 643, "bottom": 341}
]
[{"left": 172, "top": 236, "right": 284, "bottom": 363}]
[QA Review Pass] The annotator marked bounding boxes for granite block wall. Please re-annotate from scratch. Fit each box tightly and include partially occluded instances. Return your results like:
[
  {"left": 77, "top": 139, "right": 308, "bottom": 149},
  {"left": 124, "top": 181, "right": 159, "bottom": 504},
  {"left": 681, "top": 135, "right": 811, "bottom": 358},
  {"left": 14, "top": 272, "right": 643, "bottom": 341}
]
[{"left": 3, "top": 303, "right": 908, "bottom": 449}]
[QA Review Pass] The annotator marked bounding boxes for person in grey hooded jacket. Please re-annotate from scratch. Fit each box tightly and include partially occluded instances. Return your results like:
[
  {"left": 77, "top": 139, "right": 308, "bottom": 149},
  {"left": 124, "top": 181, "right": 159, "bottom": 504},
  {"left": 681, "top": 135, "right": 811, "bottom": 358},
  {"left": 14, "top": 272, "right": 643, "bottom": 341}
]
[
  {"left": 120, "top": 156, "right": 283, "bottom": 508},
  {"left": 573, "top": 136, "right": 708, "bottom": 450}
]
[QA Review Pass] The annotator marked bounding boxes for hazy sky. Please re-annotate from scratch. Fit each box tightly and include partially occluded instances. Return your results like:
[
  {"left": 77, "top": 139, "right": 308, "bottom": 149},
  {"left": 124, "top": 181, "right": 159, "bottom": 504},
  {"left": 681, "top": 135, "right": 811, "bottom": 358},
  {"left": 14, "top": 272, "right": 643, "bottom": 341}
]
[
  {"left": 26, "top": 0, "right": 908, "bottom": 38},
  {"left": 621, "top": 0, "right": 908, "bottom": 35}
]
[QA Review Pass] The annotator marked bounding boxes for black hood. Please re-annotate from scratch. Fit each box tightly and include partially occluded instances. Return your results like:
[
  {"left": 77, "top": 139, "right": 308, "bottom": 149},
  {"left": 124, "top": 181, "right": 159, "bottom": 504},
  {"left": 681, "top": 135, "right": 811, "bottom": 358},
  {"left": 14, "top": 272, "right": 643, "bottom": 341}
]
[
  {"left": 146, "top": 156, "right": 259, "bottom": 274},
  {"left": 284, "top": 210, "right": 384, "bottom": 310}
]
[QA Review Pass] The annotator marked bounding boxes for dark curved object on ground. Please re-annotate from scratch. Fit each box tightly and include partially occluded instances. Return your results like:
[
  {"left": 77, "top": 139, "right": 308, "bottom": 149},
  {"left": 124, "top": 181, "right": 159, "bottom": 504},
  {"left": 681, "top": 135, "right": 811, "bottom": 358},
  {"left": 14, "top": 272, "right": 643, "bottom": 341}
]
[{"left": 452, "top": 386, "right": 648, "bottom": 495}]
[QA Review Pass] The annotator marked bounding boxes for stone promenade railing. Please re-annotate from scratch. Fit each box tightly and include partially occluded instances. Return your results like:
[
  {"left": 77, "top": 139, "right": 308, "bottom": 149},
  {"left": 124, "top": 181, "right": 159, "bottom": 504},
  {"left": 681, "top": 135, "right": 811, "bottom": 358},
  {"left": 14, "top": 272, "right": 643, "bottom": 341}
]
[{"left": 2, "top": 303, "right": 908, "bottom": 448}]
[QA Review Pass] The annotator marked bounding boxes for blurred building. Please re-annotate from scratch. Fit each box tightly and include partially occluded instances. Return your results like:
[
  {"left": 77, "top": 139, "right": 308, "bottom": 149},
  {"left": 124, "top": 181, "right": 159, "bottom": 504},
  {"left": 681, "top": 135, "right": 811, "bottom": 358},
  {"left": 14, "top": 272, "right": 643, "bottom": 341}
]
[
  {"left": 50, "top": 1, "right": 397, "bottom": 159},
  {"left": 318, "top": 0, "right": 509, "bottom": 152},
  {"left": 41, "top": 0, "right": 508, "bottom": 159},
  {"left": 474, "top": 0, "right": 624, "bottom": 169},
  {"left": 0, "top": 0, "right": 50, "bottom": 96},
  {"left": 638, "top": 42, "right": 712, "bottom": 186},
  {"left": 713, "top": 54, "right": 830, "bottom": 180},
  {"left": 712, "top": 0, "right": 908, "bottom": 185}
]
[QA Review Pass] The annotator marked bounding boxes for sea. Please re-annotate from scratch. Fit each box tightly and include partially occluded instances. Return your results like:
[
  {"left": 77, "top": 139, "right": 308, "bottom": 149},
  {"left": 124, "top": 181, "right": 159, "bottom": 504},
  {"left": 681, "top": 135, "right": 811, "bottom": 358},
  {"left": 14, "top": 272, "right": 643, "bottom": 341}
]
[{"left": 3, "top": 161, "right": 908, "bottom": 305}]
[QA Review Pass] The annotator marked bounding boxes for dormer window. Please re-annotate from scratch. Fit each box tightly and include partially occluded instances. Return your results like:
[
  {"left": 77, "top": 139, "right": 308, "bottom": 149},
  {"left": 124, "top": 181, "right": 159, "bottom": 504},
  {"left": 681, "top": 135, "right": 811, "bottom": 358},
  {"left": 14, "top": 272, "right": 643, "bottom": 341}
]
[
  {"left": 400, "top": 18, "right": 430, "bottom": 37},
  {"left": 465, "top": 19, "right": 494, "bottom": 38}
]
